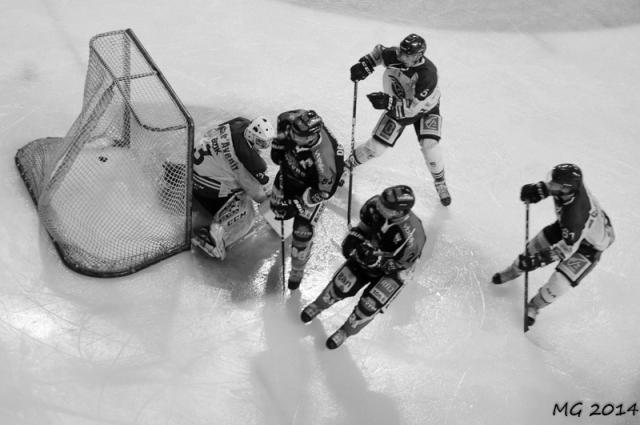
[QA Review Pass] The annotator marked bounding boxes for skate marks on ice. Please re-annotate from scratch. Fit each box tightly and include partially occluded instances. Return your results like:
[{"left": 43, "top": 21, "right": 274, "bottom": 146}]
[{"left": 251, "top": 292, "right": 402, "bottom": 425}]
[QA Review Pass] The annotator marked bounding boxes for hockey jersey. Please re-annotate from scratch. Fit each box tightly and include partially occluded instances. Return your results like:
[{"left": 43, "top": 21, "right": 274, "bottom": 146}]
[
  {"left": 546, "top": 185, "right": 615, "bottom": 258},
  {"left": 343, "top": 195, "right": 426, "bottom": 275},
  {"left": 192, "top": 117, "right": 269, "bottom": 202},
  {"left": 363, "top": 45, "right": 441, "bottom": 119},
  {"left": 271, "top": 110, "right": 344, "bottom": 202}
]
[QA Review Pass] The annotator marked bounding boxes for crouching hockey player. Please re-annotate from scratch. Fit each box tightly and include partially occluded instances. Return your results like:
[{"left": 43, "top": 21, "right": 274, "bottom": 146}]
[
  {"left": 492, "top": 164, "right": 615, "bottom": 327},
  {"left": 270, "top": 109, "right": 345, "bottom": 290},
  {"left": 191, "top": 116, "right": 275, "bottom": 260},
  {"left": 300, "top": 185, "right": 426, "bottom": 349},
  {"left": 348, "top": 33, "right": 451, "bottom": 206}
]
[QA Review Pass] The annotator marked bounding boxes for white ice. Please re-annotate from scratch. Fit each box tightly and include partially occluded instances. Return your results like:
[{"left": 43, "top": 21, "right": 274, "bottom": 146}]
[{"left": 1, "top": 1, "right": 640, "bottom": 424}]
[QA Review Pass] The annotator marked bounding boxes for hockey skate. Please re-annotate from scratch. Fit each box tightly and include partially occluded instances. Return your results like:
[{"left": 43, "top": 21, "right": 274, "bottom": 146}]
[
  {"left": 191, "top": 226, "right": 226, "bottom": 260},
  {"left": 300, "top": 302, "right": 323, "bottom": 323},
  {"left": 526, "top": 303, "right": 539, "bottom": 327},
  {"left": 491, "top": 263, "right": 523, "bottom": 284},
  {"left": 434, "top": 179, "right": 451, "bottom": 206},
  {"left": 326, "top": 328, "right": 348, "bottom": 350},
  {"left": 287, "top": 267, "right": 305, "bottom": 290}
]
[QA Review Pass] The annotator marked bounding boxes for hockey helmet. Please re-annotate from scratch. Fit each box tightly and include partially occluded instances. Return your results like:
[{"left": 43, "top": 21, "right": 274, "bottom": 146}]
[
  {"left": 244, "top": 116, "right": 275, "bottom": 149},
  {"left": 548, "top": 163, "right": 583, "bottom": 195},
  {"left": 378, "top": 185, "right": 415, "bottom": 219},
  {"left": 398, "top": 34, "right": 426, "bottom": 67},
  {"left": 400, "top": 34, "right": 426, "bottom": 55},
  {"left": 290, "top": 110, "right": 323, "bottom": 146}
]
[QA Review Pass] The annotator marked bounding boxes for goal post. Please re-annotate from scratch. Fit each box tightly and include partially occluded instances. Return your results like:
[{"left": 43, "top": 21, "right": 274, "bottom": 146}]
[{"left": 15, "top": 29, "right": 194, "bottom": 277}]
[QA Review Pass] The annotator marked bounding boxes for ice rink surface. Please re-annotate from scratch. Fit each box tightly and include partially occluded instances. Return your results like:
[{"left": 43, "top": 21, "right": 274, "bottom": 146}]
[{"left": 1, "top": 1, "right": 640, "bottom": 424}]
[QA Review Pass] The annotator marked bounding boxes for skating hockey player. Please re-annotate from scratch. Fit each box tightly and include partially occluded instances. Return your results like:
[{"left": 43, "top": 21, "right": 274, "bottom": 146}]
[
  {"left": 190, "top": 116, "right": 275, "bottom": 260},
  {"left": 348, "top": 33, "right": 451, "bottom": 206},
  {"left": 270, "top": 109, "right": 345, "bottom": 290},
  {"left": 492, "top": 164, "right": 615, "bottom": 327},
  {"left": 300, "top": 185, "right": 426, "bottom": 349}
]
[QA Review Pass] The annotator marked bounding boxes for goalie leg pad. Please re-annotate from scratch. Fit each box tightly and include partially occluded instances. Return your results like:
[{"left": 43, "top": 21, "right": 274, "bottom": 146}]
[
  {"left": 192, "top": 226, "right": 224, "bottom": 259},
  {"left": 212, "top": 192, "right": 256, "bottom": 248}
]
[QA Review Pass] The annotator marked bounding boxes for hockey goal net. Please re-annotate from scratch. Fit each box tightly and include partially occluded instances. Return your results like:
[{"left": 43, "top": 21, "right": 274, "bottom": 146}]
[{"left": 15, "top": 29, "right": 194, "bottom": 277}]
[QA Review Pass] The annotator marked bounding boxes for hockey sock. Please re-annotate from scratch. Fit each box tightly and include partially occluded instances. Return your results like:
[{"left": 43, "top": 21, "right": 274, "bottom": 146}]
[{"left": 419, "top": 139, "right": 444, "bottom": 180}]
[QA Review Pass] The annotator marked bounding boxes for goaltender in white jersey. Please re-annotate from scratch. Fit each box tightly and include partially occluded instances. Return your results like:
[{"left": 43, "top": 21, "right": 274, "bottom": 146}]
[{"left": 191, "top": 116, "right": 275, "bottom": 260}]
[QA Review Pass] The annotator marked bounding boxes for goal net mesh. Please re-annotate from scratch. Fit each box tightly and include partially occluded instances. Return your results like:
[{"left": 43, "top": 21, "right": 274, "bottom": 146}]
[{"left": 15, "top": 29, "right": 194, "bottom": 277}]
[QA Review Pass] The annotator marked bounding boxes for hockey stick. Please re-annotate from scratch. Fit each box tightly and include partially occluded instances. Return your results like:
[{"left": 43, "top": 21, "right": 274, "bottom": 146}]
[
  {"left": 523, "top": 202, "right": 530, "bottom": 333},
  {"left": 280, "top": 217, "right": 286, "bottom": 296},
  {"left": 279, "top": 173, "right": 286, "bottom": 295},
  {"left": 346, "top": 81, "right": 358, "bottom": 228}
]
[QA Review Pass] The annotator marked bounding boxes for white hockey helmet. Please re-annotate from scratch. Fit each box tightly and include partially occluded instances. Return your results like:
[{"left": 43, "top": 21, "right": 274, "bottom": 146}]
[{"left": 244, "top": 116, "right": 275, "bottom": 149}]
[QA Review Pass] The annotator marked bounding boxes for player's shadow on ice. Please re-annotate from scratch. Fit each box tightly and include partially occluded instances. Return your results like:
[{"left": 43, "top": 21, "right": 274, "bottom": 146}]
[{"left": 252, "top": 291, "right": 402, "bottom": 425}]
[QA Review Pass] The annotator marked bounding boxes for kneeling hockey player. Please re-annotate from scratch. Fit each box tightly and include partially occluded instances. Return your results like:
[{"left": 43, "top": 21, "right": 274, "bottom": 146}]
[
  {"left": 348, "top": 33, "right": 451, "bottom": 206},
  {"left": 300, "top": 185, "right": 426, "bottom": 349},
  {"left": 269, "top": 109, "right": 345, "bottom": 290},
  {"left": 191, "top": 116, "right": 275, "bottom": 260},
  {"left": 492, "top": 164, "right": 615, "bottom": 327}
]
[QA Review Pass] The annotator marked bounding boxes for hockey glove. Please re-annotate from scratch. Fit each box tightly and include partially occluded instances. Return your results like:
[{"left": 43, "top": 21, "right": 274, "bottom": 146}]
[
  {"left": 517, "top": 250, "right": 556, "bottom": 272},
  {"left": 520, "top": 181, "right": 549, "bottom": 204},
  {"left": 271, "top": 198, "right": 293, "bottom": 221},
  {"left": 354, "top": 243, "right": 383, "bottom": 268},
  {"left": 350, "top": 57, "right": 375, "bottom": 82},
  {"left": 367, "top": 92, "right": 396, "bottom": 111}
]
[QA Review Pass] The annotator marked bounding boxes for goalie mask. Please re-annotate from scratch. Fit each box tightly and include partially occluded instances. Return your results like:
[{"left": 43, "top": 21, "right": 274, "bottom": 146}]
[
  {"left": 377, "top": 185, "right": 415, "bottom": 219},
  {"left": 244, "top": 116, "right": 275, "bottom": 150},
  {"left": 290, "top": 110, "right": 323, "bottom": 146}
]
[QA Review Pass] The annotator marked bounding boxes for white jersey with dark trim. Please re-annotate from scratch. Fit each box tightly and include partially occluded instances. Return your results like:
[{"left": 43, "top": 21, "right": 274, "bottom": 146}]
[{"left": 192, "top": 122, "right": 268, "bottom": 202}]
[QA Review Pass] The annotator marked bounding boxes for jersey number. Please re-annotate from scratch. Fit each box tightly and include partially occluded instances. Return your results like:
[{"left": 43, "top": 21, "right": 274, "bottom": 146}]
[{"left": 193, "top": 144, "right": 212, "bottom": 165}]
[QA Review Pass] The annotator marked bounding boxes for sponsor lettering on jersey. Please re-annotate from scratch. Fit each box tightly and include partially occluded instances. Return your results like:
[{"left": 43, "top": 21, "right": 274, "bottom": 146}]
[
  {"left": 388, "top": 75, "right": 406, "bottom": 99},
  {"left": 400, "top": 222, "right": 415, "bottom": 250}
]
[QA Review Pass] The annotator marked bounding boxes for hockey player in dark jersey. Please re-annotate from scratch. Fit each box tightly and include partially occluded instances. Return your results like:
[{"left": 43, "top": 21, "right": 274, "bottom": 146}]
[
  {"left": 300, "top": 185, "right": 426, "bottom": 349},
  {"left": 348, "top": 33, "right": 451, "bottom": 206},
  {"left": 492, "top": 164, "right": 615, "bottom": 327},
  {"left": 190, "top": 116, "right": 275, "bottom": 260},
  {"left": 270, "top": 109, "right": 345, "bottom": 290}
]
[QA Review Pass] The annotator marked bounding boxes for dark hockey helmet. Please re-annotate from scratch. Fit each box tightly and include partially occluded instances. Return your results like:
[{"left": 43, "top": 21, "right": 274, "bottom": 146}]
[
  {"left": 399, "top": 34, "right": 426, "bottom": 56},
  {"left": 291, "top": 110, "right": 323, "bottom": 146},
  {"left": 378, "top": 185, "right": 415, "bottom": 218},
  {"left": 549, "top": 163, "right": 583, "bottom": 194}
]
